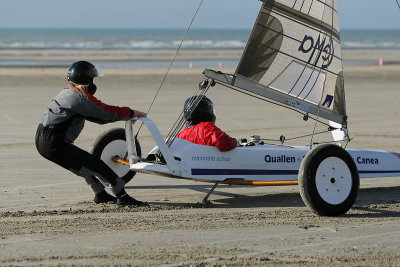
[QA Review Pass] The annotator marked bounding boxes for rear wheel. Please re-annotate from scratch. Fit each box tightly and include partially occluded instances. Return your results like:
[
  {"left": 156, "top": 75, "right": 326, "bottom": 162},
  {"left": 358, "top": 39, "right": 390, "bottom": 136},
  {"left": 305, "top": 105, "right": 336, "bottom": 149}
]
[
  {"left": 89, "top": 128, "right": 141, "bottom": 184},
  {"left": 298, "top": 144, "right": 359, "bottom": 216}
]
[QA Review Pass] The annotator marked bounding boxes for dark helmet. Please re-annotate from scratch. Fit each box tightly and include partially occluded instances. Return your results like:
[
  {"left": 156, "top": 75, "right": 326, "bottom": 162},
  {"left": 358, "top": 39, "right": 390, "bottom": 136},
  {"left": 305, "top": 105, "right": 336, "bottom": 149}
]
[
  {"left": 67, "top": 61, "right": 104, "bottom": 85},
  {"left": 183, "top": 96, "right": 216, "bottom": 126}
]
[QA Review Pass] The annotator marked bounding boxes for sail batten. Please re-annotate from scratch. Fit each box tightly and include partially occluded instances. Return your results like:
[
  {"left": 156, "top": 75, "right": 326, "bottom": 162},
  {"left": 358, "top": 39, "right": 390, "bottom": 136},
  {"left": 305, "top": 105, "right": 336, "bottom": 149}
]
[
  {"left": 268, "top": 2, "right": 340, "bottom": 39},
  {"left": 216, "top": 0, "right": 347, "bottom": 124}
]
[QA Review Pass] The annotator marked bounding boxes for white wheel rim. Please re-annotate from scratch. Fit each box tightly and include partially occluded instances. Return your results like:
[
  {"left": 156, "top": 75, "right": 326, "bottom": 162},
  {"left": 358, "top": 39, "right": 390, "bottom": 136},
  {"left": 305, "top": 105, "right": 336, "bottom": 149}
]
[
  {"left": 315, "top": 157, "right": 352, "bottom": 205},
  {"left": 100, "top": 140, "right": 130, "bottom": 177}
]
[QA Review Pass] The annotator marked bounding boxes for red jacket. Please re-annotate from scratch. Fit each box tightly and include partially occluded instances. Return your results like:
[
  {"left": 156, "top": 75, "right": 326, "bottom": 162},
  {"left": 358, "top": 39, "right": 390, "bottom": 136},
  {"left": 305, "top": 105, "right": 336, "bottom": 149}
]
[{"left": 177, "top": 122, "right": 237, "bottom": 152}]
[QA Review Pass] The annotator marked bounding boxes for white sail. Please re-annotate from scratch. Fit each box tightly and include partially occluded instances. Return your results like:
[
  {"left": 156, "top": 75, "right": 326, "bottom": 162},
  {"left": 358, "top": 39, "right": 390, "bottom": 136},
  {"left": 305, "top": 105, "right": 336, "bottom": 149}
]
[{"left": 204, "top": 0, "right": 346, "bottom": 124}]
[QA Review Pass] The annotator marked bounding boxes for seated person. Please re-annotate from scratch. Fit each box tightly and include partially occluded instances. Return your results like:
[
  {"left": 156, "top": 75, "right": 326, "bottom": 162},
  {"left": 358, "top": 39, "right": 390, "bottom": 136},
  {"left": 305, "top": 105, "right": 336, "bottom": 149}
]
[{"left": 177, "top": 96, "right": 238, "bottom": 152}]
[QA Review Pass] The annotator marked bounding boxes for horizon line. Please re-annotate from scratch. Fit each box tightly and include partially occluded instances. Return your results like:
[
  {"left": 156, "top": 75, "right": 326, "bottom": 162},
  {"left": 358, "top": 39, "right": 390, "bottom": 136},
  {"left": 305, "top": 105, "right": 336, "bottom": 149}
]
[{"left": 0, "top": 27, "right": 399, "bottom": 31}]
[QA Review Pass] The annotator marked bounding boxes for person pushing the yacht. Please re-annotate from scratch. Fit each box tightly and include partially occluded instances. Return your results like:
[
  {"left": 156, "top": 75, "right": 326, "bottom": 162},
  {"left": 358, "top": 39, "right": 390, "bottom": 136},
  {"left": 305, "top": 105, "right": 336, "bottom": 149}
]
[{"left": 35, "top": 61, "right": 147, "bottom": 206}]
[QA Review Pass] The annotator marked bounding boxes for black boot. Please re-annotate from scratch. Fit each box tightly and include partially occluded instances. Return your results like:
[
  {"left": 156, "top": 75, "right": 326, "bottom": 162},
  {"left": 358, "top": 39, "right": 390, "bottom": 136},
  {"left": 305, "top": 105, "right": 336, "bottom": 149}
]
[
  {"left": 93, "top": 190, "right": 117, "bottom": 204},
  {"left": 116, "top": 190, "right": 146, "bottom": 206}
]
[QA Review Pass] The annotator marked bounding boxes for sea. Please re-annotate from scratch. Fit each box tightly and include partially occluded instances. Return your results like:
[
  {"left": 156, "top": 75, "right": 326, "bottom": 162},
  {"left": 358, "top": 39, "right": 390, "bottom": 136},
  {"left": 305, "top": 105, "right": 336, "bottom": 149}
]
[{"left": 0, "top": 28, "right": 399, "bottom": 68}]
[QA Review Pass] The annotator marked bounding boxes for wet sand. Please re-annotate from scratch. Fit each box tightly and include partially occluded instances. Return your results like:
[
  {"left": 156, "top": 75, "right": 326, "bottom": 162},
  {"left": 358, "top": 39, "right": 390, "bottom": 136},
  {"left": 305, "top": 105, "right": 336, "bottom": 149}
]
[{"left": 0, "top": 49, "right": 399, "bottom": 266}]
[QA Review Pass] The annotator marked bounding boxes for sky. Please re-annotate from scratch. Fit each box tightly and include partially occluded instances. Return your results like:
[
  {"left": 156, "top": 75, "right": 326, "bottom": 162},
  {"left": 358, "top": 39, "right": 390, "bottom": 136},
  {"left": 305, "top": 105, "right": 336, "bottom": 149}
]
[{"left": 0, "top": 0, "right": 399, "bottom": 30}]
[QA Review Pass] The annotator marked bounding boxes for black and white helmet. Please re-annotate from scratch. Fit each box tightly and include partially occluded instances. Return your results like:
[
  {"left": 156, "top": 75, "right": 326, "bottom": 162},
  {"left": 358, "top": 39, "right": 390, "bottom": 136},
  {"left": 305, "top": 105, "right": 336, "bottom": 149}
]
[
  {"left": 183, "top": 96, "right": 216, "bottom": 126},
  {"left": 67, "top": 61, "right": 104, "bottom": 86}
]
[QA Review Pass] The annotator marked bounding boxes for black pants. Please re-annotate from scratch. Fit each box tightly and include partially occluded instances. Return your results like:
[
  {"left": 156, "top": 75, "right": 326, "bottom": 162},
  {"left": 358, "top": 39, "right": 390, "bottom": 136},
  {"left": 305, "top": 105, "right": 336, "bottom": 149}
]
[{"left": 35, "top": 124, "right": 121, "bottom": 194}]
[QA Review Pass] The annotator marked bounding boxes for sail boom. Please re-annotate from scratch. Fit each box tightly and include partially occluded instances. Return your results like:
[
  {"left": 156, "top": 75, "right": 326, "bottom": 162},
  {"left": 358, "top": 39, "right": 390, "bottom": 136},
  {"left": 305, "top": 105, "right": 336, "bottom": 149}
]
[{"left": 203, "top": 69, "right": 344, "bottom": 124}]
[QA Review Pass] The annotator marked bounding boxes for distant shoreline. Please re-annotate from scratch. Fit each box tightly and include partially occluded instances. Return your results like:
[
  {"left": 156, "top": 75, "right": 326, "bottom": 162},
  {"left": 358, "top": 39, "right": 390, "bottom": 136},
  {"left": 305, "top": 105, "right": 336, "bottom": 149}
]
[{"left": 0, "top": 48, "right": 399, "bottom": 68}]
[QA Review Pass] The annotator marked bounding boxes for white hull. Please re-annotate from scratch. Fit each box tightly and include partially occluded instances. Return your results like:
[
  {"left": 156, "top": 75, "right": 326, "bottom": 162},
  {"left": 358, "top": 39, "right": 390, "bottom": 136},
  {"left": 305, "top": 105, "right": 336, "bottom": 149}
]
[{"left": 128, "top": 118, "right": 400, "bottom": 183}]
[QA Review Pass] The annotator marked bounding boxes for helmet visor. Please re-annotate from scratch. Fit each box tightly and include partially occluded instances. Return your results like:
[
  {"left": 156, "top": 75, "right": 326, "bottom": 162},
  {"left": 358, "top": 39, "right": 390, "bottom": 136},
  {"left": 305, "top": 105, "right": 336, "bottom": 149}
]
[
  {"left": 90, "top": 63, "right": 104, "bottom": 78},
  {"left": 212, "top": 105, "right": 217, "bottom": 117}
]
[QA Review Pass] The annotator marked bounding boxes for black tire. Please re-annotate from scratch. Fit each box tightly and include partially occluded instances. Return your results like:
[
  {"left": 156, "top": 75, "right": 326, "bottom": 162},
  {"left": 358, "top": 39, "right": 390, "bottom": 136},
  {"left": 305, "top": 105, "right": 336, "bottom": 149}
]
[
  {"left": 298, "top": 144, "right": 359, "bottom": 216},
  {"left": 89, "top": 128, "right": 141, "bottom": 184}
]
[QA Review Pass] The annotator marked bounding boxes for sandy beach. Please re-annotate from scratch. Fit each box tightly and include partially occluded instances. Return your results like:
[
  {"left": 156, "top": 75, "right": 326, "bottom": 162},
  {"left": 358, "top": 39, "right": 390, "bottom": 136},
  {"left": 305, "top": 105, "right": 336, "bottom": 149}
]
[{"left": 0, "top": 48, "right": 399, "bottom": 266}]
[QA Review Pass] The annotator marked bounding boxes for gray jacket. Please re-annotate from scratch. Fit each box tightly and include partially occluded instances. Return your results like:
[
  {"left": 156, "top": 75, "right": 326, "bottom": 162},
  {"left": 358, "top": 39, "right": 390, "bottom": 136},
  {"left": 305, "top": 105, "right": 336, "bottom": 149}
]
[{"left": 41, "top": 89, "right": 133, "bottom": 143}]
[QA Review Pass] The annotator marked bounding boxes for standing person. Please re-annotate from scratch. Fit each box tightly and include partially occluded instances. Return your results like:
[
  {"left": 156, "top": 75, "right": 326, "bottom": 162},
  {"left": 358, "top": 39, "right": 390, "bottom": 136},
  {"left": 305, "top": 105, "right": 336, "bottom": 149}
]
[
  {"left": 177, "top": 96, "right": 238, "bottom": 152},
  {"left": 35, "top": 61, "right": 147, "bottom": 206}
]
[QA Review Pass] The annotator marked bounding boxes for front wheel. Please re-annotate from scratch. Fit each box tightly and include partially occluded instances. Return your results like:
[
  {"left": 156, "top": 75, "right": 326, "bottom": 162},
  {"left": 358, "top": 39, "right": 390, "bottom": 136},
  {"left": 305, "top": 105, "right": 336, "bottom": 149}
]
[
  {"left": 89, "top": 128, "right": 141, "bottom": 184},
  {"left": 298, "top": 144, "right": 359, "bottom": 216}
]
